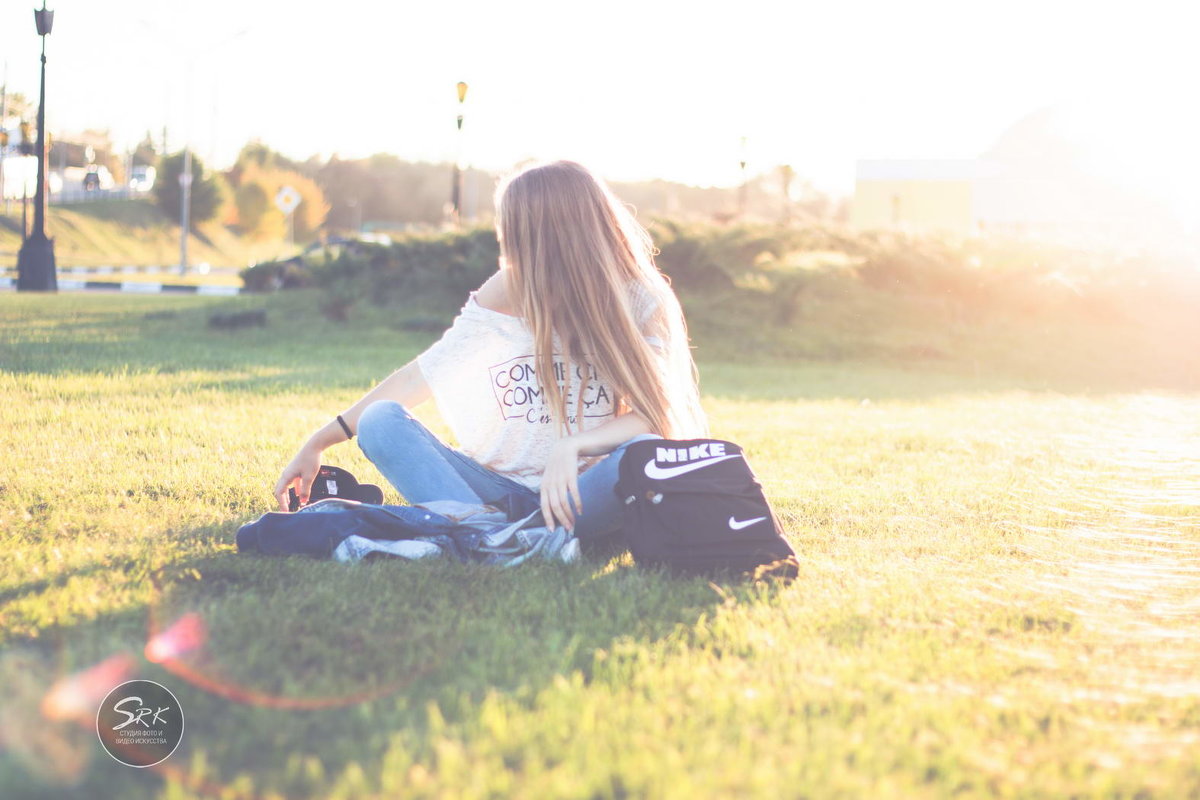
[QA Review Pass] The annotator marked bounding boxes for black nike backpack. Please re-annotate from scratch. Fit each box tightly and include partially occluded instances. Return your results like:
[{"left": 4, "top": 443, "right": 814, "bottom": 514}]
[{"left": 614, "top": 438, "right": 797, "bottom": 578}]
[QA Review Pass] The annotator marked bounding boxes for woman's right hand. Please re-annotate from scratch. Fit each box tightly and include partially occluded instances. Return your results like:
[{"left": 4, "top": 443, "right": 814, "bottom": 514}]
[{"left": 274, "top": 443, "right": 323, "bottom": 512}]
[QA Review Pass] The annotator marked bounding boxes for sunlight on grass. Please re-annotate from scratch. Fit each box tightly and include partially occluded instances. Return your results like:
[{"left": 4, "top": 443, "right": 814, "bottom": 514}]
[{"left": 1, "top": 294, "right": 1197, "bottom": 798}]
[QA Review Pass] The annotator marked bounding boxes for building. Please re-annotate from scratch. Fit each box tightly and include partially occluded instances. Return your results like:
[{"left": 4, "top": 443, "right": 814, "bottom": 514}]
[
  {"left": 850, "top": 159, "right": 983, "bottom": 237},
  {"left": 851, "top": 107, "right": 1178, "bottom": 250}
]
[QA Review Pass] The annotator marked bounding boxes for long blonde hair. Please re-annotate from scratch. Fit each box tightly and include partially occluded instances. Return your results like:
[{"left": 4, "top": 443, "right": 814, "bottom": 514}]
[{"left": 495, "top": 160, "right": 706, "bottom": 439}]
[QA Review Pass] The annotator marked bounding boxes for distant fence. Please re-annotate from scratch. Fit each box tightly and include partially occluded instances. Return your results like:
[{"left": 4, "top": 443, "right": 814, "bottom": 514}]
[
  {"left": 0, "top": 265, "right": 240, "bottom": 276},
  {"left": 0, "top": 187, "right": 153, "bottom": 207},
  {"left": 51, "top": 188, "right": 153, "bottom": 205},
  {"left": 0, "top": 274, "right": 240, "bottom": 294}
]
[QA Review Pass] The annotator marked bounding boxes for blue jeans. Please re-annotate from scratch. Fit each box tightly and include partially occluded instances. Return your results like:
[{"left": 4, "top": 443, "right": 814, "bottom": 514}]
[{"left": 356, "top": 400, "right": 659, "bottom": 541}]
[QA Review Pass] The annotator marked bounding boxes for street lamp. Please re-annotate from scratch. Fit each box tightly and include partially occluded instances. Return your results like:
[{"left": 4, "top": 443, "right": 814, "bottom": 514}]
[
  {"left": 737, "top": 136, "right": 748, "bottom": 221},
  {"left": 780, "top": 164, "right": 794, "bottom": 225},
  {"left": 16, "top": 1, "right": 57, "bottom": 292},
  {"left": 451, "top": 81, "right": 468, "bottom": 225}
]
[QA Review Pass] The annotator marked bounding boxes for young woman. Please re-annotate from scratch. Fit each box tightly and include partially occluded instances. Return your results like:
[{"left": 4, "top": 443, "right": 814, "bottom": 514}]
[{"left": 273, "top": 160, "right": 707, "bottom": 539}]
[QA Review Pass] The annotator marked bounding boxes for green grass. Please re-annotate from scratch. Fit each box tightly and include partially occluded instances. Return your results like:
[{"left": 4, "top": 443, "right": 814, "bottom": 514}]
[
  {"left": 0, "top": 200, "right": 290, "bottom": 269},
  {"left": 1, "top": 292, "right": 1198, "bottom": 799}
]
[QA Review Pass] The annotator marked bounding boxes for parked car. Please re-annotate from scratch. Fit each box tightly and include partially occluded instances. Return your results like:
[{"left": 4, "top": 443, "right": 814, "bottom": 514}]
[
  {"left": 84, "top": 166, "right": 116, "bottom": 192},
  {"left": 129, "top": 165, "right": 156, "bottom": 192}
]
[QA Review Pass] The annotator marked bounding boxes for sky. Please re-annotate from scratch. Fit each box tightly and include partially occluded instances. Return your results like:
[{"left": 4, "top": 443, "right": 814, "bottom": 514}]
[{"left": 1, "top": 0, "right": 1196, "bottom": 220}]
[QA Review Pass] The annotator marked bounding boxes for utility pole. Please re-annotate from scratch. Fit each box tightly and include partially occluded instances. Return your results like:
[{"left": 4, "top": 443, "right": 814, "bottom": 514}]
[
  {"left": 172, "top": 29, "right": 247, "bottom": 274},
  {"left": 178, "top": 148, "right": 192, "bottom": 276}
]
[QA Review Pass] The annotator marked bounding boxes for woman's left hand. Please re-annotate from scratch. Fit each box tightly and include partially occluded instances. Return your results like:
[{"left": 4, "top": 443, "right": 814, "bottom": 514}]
[{"left": 540, "top": 436, "right": 583, "bottom": 531}]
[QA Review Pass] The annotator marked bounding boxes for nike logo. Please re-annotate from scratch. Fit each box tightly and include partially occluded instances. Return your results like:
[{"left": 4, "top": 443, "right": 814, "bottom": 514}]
[
  {"left": 643, "top": 454, "right": 740, "bottom": 480},
  {"left": 728, "top": 516, "right": 767, "bottom": 531}
]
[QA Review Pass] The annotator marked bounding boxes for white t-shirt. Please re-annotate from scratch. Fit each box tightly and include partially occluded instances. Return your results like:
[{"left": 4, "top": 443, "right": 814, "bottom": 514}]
[{"left": 417, "top": 288, "right": 659, "bottom": 491}]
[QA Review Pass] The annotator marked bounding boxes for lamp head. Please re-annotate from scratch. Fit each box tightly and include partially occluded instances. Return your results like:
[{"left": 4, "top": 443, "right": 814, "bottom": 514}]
[{"left": 34, "top": 7, "right": 54, "bottom": 37}]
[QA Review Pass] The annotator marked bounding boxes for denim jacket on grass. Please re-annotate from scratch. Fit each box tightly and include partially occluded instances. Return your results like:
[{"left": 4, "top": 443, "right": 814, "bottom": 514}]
[{"left": 235, "top": 499, "right": 579, "bottom": 566}]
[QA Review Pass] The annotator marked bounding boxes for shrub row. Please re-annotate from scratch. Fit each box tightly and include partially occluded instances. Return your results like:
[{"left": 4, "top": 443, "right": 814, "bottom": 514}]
[{"left": 240, "top": 221, "right": 1200, "bottom": 337}]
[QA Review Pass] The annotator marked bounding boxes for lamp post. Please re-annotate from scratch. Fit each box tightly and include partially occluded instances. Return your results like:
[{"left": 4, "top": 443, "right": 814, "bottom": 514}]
[
  {"left": 737, "top": 136, "right": 748, "bottom": 221},
  {"left": 780, "top": 164, "right": 794, "bottom": 225},
  {"left": 451, "top": 81, "right": 468, "bottom": 225},
  {"left": 16, "top": 1, "right": 57, "bottom": 292}
]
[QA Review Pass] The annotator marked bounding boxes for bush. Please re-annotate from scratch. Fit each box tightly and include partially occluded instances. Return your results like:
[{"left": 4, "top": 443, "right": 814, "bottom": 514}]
[
  {"left": 238, "top": 229, "right": 499, "bottom": 314},
  {"left": 237, "top": 219, "right": 1200, "bottom": 358},
  {"left": 240, "top": 258, "right": 316, "bottom": 292},
  {"left": 850, "top": 233, "right": 984, "bottom": 304},
  {"left": 650, "top": 219, "right": 740, "bottom": 291}
]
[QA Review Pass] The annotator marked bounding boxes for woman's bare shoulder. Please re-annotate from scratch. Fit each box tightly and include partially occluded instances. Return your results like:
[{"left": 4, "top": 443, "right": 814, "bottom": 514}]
[{"left": 474, "top": 270, "right": 517, "bottom": 316}]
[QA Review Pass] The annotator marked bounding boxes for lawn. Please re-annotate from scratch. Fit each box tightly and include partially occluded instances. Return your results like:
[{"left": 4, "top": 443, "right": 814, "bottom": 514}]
[
  {"left": 1, "top": 292, "right": 1197, "bottom": 799},
  {"left": 0, "top": 200, "right": 288, "bottom": 269}
]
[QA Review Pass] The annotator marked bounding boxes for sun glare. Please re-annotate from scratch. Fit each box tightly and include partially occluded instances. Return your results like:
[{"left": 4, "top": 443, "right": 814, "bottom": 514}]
[{"left": 1057, "top": 92, "right": 1200, "bottom": 233}]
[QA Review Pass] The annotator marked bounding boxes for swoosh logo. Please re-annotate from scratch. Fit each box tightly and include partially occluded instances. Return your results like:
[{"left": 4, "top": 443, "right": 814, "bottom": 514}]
[
  {"left": 728, "top": 515, "right": 767, "bottom": 531},
  {"left": 643, "top": 454, "right": 740, "bottom": 480}
]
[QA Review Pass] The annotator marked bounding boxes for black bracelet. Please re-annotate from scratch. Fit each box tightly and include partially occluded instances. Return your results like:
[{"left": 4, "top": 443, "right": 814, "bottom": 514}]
[{"left": 336, "top": 414, "right": 354, "bottom": 440}]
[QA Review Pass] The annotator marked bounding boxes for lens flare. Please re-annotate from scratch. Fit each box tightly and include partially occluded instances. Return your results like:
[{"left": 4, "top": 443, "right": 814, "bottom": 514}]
[
  {"left": 40, "top": 653, "right": 137, "bottom": 722},
  {"left": 0, "top": 650, "right": 137, "bottom": 786},
  {"left": 145, "top": 612, "right": 207, "bottom": 664}
]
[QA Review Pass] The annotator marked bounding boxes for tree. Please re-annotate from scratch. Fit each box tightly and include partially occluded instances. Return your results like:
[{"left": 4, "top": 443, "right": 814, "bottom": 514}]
[
  {"left": 234, "top": 180, "right": 270, "bottom": 235},
  {"left": 227, "top": 140, "right": 307, "bottom": 187},
  {"left": 132, "top": 133, "right": 159, "bottom": 168},
  {"left": 153, "top": 151, "right": 229, "bottom": 228},
  {"left": 315, "top": 155, "right": 491, "bottom": 228},
  {"left": 227, "top": 161, "right": 329, "bottom": 242},
  {"left": 2, "top": 91, "right": 33, "bottom": 120}
]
